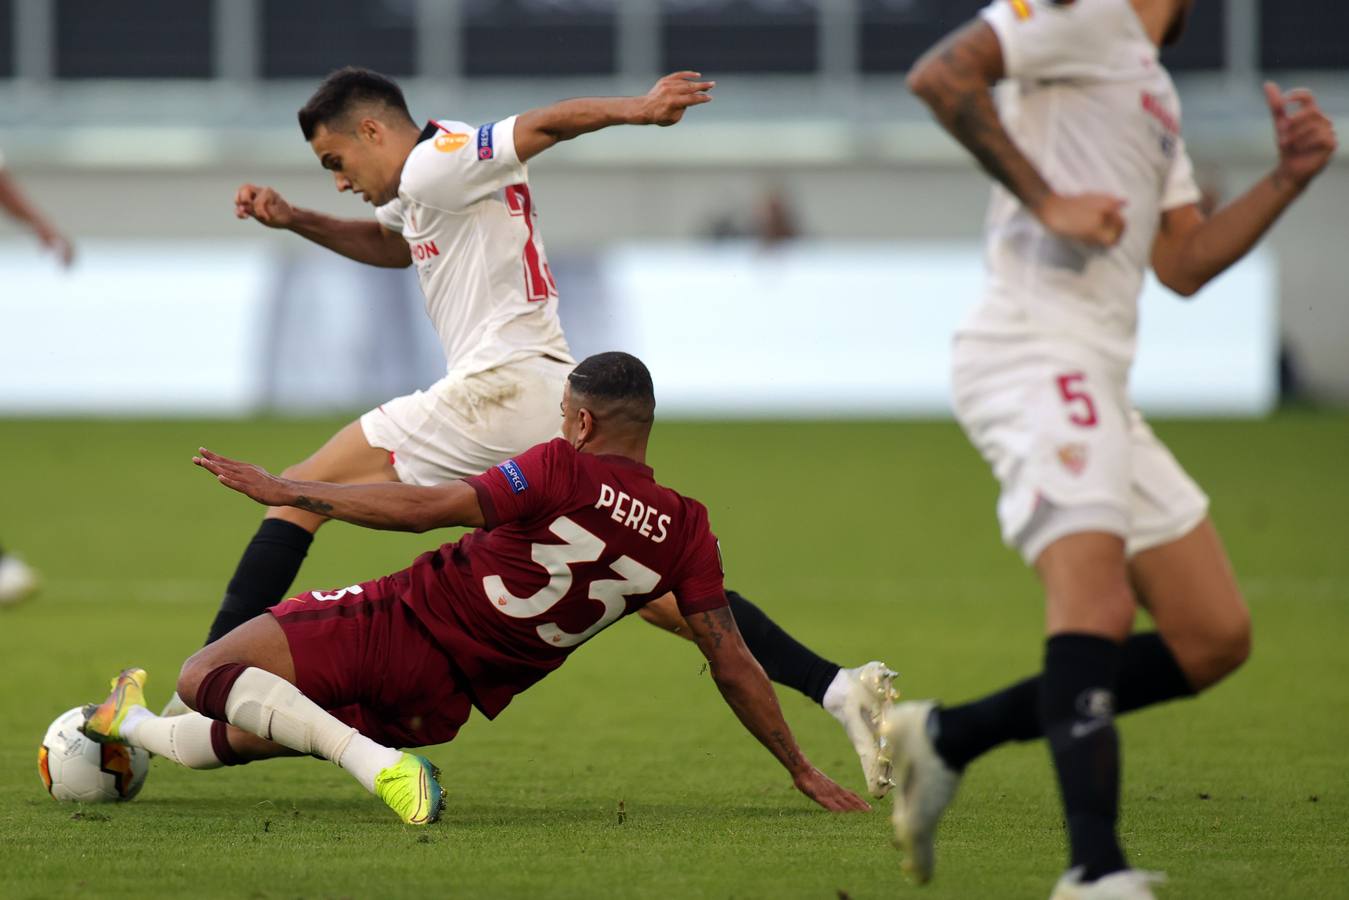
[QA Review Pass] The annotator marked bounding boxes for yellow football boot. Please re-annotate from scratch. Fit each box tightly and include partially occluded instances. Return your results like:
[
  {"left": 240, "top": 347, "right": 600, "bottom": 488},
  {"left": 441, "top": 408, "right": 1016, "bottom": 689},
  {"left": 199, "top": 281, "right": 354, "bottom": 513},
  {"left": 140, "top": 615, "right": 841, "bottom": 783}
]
[
  {"left": 374, "top": 753, "right": 444, "bottom": 825},
  {"left": 81, "top": 667, "right": 149, "bottom": 744}
]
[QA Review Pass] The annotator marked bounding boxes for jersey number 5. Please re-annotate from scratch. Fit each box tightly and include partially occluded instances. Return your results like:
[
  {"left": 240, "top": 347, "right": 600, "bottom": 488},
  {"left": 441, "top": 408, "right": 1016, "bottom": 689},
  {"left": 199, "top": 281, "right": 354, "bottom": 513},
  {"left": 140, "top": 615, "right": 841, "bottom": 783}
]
[
  {"left": 505, "top": 184, "right": 558, "bottom": 302},
  {"left": 1056, "top": 372, "right": 1099, "bottom": 428},
  {"left": 482, "top": 516, "right": 660, "bottom": 648}
]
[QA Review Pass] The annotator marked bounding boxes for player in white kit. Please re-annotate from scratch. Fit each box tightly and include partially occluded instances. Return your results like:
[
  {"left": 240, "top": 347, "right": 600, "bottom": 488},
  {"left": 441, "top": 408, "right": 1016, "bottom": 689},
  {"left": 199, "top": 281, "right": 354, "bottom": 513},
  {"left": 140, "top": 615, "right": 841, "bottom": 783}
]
[
  {"left": 175, "top": 69, "right": 899, "bottom": 793},
  {"left": 881, "top": 1, "right": 1337, "bottom": 896},
  {"left": 1, "top": 148, "right": 76, "bottom": 605},
  {"left": 187, "top": 68, "right": 713, "bottom": 650}
]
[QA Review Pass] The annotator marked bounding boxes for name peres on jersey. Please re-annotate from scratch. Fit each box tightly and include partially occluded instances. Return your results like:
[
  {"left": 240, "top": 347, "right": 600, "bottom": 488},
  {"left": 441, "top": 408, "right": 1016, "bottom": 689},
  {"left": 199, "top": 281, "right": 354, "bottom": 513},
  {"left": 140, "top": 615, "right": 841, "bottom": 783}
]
[{"left": 392, "top": 439, "right": 726, "bottom": 718}]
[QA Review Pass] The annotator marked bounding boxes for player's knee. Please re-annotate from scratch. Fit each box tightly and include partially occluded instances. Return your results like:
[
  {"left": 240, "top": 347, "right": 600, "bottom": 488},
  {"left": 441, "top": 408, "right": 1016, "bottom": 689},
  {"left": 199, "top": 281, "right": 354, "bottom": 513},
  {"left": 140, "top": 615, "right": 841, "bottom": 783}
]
[
  {"left": 176, "top": 650, "right": 218, "bottom": 712},
  {"left": 1098, "top": 580, "right": 1138, "bottom": 636},
  {"left": 1170, "top": 586, "right": 1251, "bottom": 690},
  {"left": 1196, "top": 600, "right": 1252, "bottom": 688},
  {"left": 1046, "top": 576, "right": 1136, "bottom": 640}
]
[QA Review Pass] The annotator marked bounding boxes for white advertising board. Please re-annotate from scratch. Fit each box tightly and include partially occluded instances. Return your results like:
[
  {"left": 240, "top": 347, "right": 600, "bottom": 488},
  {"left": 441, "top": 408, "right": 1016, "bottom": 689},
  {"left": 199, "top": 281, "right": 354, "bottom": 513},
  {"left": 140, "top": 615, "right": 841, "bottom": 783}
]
[{"left": 0, "top": 240, "right": 1276, "bottom": 417}]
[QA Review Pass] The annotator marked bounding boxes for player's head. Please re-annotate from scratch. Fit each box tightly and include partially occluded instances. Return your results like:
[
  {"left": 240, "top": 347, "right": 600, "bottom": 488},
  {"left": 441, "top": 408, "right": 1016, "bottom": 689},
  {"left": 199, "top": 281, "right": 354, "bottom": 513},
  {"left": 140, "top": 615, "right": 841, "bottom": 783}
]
[
  {"left": 298, "top": 67, "right": 419, "bottom": 206},
  {"left": 1163, "top": 0, "right": 1196, "bottom": 46},
  {"left": 562, "top": 352, "right": 657, "bottom": 455}
]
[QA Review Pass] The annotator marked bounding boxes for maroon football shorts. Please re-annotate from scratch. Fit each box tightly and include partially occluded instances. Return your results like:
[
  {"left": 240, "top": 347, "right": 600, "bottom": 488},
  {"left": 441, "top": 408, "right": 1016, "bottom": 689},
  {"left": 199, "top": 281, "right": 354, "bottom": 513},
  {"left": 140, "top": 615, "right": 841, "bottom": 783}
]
[{"left": 269, "top": 577, "right": 472, "bottom": 748}]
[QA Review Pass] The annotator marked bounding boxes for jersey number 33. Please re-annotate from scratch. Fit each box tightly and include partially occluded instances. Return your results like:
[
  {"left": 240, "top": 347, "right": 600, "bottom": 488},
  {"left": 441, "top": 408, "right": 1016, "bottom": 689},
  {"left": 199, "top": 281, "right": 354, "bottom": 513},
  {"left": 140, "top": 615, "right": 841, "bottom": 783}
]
[{"left": 482, "top": 516, "right": 660, "bottom": 648}]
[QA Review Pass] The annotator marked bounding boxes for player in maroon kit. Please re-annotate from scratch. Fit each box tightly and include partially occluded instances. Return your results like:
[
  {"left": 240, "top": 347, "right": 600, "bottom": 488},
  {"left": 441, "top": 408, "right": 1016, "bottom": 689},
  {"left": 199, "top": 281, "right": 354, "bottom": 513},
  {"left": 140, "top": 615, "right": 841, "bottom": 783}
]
[{"left": 82, "top": 353, "right": 870, "bottom": 824}]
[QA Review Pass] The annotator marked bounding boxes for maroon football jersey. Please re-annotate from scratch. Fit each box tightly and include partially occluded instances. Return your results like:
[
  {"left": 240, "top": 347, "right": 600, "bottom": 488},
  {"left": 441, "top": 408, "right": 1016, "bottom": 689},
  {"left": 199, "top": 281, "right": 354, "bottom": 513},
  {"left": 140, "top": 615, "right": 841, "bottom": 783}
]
[{"left": 392, "top": 438, "right": 726, "bottom": 718}]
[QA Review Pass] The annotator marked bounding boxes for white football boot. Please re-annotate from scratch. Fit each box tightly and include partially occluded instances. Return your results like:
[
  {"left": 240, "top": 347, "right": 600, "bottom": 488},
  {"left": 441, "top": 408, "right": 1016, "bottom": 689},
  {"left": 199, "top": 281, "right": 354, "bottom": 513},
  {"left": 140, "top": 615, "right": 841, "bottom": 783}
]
[
  {"left": 0, "top": 554, "right": 39, "bottom": 606},
  {"left": 822, "top": 661, "right": 900, "bottom": 797},
  {"left": 1050, "top": 867, "right": 1166, "bottom": 899},
  {"left": 877, "top": 700, "right": 961, "bottom": 884}
]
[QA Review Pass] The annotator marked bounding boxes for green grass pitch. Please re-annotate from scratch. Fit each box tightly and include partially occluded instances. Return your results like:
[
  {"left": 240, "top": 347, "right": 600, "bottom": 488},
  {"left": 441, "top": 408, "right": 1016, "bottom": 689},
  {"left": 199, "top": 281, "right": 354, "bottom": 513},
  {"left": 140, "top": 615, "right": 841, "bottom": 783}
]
[{"left": 1, "top": 414, "right": 1346, "bottom": 899}]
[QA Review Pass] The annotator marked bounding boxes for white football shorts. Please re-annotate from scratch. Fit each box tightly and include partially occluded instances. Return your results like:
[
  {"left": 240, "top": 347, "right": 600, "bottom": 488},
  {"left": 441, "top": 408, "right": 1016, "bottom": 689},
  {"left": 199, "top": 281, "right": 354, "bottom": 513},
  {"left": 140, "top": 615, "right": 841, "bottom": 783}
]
[
  {"left": 360, "top": 354, "right": 572, "bottom": 486},
  {"left": 951, "top": 336, "right": 1208, "bottom": 565}
]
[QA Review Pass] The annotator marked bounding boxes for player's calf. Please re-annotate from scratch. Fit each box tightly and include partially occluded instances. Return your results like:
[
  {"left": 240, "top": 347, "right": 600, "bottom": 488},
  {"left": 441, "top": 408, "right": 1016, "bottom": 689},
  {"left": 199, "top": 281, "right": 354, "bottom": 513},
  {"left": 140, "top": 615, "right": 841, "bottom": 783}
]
[{"left": 1130, "top": 518, "right": 1251, "bottom": 690}]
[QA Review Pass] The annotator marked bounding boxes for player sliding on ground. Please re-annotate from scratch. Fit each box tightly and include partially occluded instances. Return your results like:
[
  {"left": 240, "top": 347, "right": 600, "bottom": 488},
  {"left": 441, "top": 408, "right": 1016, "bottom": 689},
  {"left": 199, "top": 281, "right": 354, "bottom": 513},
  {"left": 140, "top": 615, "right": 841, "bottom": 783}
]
[
  {"left": 177, "top": 66, "right": 900, "bottom": 795},
  {"left": 885, "top": 1, "right": 1337, "bottom": 897},
  {"left": 83, "top": 353, "right": 870, "bottom": 824}
]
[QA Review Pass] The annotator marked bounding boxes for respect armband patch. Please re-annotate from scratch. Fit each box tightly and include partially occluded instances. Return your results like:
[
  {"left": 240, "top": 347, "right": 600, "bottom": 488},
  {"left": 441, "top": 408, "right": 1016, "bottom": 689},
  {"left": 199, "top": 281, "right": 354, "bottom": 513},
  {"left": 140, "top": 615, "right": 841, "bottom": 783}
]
[
  {"left": 476, "top": 123, "right": 495, "bottom": 160},
  {"left": 497, "top": 459, "right": 528, "bottom": 493}
]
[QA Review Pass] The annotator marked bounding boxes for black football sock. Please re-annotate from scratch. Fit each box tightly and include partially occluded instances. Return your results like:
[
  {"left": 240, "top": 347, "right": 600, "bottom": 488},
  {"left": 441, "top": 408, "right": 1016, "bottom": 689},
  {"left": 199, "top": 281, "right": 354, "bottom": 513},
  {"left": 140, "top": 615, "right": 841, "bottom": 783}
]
[
  {"left": 932, "top": 675, "right": 1041, "bottom": 771},
  {"left": 204, "top": 519, "right": 314, "bottom": 645},
  {"left": 932, "top": 632, "right": 1196, "bottom": 771},
  {"left": 726, "top": 590, "right": 841, "bottom": 705},
  {"left": 1042, "top": 633, "right": 1127, "bottom": 882}
]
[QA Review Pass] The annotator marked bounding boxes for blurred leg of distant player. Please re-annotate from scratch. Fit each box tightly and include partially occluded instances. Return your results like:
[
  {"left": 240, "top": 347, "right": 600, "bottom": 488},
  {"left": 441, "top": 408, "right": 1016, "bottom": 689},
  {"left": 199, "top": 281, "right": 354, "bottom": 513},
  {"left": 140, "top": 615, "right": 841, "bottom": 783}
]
[
  {"left": 886, "top": 517, "right": 1251, "bottom": 883},
  {"left": 0, "top": 542, "right": 40, "bottom": 606},
  {"left": 1033, "top": 532, "right": 1134, "bottom": 882}
]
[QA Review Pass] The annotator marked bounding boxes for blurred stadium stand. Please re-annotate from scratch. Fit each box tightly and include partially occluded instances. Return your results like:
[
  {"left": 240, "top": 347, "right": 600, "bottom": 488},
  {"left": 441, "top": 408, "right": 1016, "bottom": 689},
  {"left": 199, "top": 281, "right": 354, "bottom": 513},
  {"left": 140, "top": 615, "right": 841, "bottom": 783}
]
[{"left": 1, "top": 0, "right": 1347, "bottom": 410}]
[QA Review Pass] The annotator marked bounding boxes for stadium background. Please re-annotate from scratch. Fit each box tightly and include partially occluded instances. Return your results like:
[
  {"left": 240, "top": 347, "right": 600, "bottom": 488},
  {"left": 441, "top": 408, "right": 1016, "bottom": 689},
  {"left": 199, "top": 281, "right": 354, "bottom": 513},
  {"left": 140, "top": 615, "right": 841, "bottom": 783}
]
[
  {"left": 1, "top": 3, "right": 1346, "bottom": 899},
  {"left": 1, "top": 0, "right": 1348, "bottom": 414}
]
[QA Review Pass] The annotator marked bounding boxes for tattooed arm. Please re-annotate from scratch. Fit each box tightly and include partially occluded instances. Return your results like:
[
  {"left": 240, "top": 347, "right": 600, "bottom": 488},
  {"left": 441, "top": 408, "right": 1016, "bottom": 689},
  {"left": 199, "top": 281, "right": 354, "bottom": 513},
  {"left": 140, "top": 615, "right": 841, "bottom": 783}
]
[
  {"left": 192, "top": 447, "right": 484, "bottom": 532},
  {"left": 685, "top": 603, "right": 869, "bottom": 812},
  {"left": 906, "top": 18, "right": 1126, "bottom": 247}
]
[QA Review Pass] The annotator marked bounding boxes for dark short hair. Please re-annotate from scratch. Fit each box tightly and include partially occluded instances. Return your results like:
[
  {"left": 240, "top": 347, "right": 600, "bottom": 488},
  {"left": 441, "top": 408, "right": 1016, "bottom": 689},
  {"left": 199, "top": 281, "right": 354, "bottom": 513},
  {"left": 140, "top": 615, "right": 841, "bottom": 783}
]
[
  {"left": 568, "top": 352, "right": 656, "bottom": 427},
  {"left": 297, "top": 67, "right": 414, "bottom": 141}
]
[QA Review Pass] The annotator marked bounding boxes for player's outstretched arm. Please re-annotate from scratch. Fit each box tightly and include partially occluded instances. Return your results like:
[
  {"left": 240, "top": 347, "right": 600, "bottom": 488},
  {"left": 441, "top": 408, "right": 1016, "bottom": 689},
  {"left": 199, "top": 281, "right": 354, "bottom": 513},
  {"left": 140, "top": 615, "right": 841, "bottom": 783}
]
[
  {"left": 906, "top": 19, "right": 1125, "bottom": 248},
  {"left": 234, "top": 183, "right": 411, "bottom": 268},
  {"left": 0, "top": 169, "right": 75, "bottom": 266},
  {"left": 685, "top": 604, "right": 870, "bottom": 813},
  {"left": 511, "top": 71, "right": 715, "bottom": 163},
  {"left": 1151, "top": 82, "right": 1338, "bottom": 297},
  {"left": 193, "top": 448, "right": 483, "bottom": 532}
]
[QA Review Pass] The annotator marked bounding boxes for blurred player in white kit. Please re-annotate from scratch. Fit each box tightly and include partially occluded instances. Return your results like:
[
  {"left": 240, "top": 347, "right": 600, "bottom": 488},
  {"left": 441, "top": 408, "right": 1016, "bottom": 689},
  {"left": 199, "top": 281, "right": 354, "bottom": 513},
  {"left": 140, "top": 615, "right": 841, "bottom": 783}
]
[
  {"left": 0, "top": 148, "right": 77, "bottom": 606},
  {"left": 883, "top": 0, "right": 1337, "bottom": 896}
]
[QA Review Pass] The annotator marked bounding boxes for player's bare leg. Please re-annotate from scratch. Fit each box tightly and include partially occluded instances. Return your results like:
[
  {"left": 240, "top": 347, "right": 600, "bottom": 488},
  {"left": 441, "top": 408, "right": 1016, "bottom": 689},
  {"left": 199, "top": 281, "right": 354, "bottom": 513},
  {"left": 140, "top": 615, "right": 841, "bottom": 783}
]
[
  {"left": 640, "top": 591, "right": 898, "bottom": 796},
  {"left": 1129, "top": 517, "right": 1250, "bottom": 690},
  {"left": 157, "top": 421, "right": 399, "bottom": 718},
  {"left": 204, "top": 419, "right": 395, "bottom": 643},
  {"left": 263, "top": 420, "right": 399, "bottom": 532}
]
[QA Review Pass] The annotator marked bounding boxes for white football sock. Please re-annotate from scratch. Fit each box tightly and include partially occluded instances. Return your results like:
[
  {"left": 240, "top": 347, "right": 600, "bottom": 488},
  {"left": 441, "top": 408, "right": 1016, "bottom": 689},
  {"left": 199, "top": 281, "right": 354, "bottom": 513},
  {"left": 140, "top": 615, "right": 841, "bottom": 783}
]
[
  {"left": 224, "top": 667, "right": 400, "bottom": 793},
  {"left": 821, "top": 667, "right": 854, "bottom": 720},
  {"left": 123, "top": 710, "right": 225, "bottom": 770},
  {"left": 336, "top": 733, "right": 405, "bottom": 793}
]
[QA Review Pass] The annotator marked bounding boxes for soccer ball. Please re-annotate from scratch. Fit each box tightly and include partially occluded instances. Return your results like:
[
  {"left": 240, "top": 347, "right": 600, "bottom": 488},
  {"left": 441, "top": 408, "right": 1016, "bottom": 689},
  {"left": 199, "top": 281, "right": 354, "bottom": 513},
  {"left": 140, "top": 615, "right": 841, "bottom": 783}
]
[{"left": 38, "top": 706, "right": 149, "bottom": 802}]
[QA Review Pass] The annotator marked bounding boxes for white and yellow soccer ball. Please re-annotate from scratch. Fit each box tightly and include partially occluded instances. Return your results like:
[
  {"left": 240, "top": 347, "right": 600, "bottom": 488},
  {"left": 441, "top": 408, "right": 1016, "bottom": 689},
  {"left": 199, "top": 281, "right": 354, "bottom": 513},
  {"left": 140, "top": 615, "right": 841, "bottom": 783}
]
[{"left": 38, "top": 706, "right": 149, "bottom": 802}]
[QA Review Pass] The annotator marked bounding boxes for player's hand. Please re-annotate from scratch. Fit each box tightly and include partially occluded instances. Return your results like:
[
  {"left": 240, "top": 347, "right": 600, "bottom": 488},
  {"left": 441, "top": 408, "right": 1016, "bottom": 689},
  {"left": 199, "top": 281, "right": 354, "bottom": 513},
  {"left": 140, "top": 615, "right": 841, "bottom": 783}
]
[
  {"left": 1037, "top": 193, "right": 1127, "bottom": 248},
  {"left": 639, "top": 71, "right": 715, "bottom": 127},
  {"left": 792, "top": 766, "right": 872, "bottom": 813},
  {"left": 193, "top": 448, "right": 294, "bottom": 507},
  {"left": 234, "top": 184, "right": 295, "bottom": 229},
  {"left": 1265, "top": 82, "right": 1338, "bottom": 190}
]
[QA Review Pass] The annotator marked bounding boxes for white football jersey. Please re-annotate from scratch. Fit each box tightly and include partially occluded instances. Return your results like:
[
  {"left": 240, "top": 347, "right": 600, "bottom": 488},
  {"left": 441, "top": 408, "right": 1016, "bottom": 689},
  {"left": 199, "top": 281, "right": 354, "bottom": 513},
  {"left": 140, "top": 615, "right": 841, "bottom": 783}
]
[
  {"left": 376, "top": 116, "right": 574, "bottom": 378},
  {"left": 960, "top": 0, "right": 1202, "bottom": 365}
]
